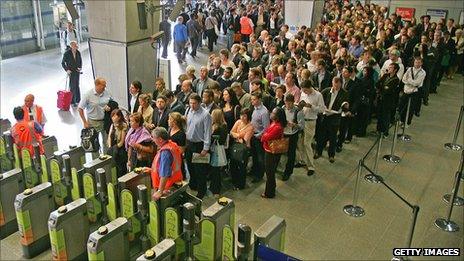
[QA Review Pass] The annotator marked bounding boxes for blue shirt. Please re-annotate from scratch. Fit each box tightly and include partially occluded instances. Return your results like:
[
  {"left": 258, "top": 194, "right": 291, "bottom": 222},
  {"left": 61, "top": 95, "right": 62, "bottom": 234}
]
[
  {"left": 251, "top": 104, "right": 270, "bottom": 138},
  {"left": 186, "top": 106, "right": 212, "bottom": 150},
  {"left": 173, "top": 23, "right": 188, "bottom": 42},
  {"left": 158, "top": 149, "right": 173, "bottom": 178},
  {"left": 348, "top": 44, "right": 364, "bottom": 59}
]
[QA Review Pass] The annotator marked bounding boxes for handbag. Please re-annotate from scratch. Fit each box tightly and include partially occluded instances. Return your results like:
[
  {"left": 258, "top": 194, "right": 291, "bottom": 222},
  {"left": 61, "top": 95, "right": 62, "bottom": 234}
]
[
  {"left": 268, "top": 137, "right": 289, "bottom": 154},
  {"left": 81, "top": 127, "right": 100, "bottom": 152},
  {"left": 214, "top": 26, "right": 220, "bottom": 36},
  {"left": 210, "top": 140, "right": 227, "bottom": 167},
  {"left": 230, "top": 142, "right": 248, "bottom": 163}
]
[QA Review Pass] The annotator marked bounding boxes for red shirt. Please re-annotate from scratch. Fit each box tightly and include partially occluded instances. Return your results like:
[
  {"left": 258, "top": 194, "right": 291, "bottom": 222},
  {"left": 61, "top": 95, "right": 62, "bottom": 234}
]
[{"left": 261, "top": 122, "right": 284, "bottom": 152}]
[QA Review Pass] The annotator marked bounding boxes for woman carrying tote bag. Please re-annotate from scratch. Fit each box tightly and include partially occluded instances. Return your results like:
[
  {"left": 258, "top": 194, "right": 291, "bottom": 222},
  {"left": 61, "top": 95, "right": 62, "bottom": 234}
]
[{"left": 260, "top": 107, "right": 287, "bottom": 198}]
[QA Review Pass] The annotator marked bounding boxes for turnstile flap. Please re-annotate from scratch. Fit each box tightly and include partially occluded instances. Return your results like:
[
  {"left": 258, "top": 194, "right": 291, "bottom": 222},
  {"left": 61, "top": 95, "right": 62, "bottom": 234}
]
[
  {"left": 14, "top": 182, "right": 53, "bottom": 209},
  {"left": 54, "top": 146, "right": 85, "bottom": 170},
  {"left": 254, "top": 215, "right": 286, "bottom": 242},
  {"left": 202, "top": 197, "right": 234, "bottom": 219},
  {"left": 48, "top": 198, "right": 87, "bottom": 227}
]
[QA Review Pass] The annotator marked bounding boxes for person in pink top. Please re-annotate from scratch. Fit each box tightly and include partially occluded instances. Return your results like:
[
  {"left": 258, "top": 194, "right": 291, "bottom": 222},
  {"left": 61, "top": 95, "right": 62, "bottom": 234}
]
[{"left": 284, "top": 72, "right": 301, "bottom": 103}]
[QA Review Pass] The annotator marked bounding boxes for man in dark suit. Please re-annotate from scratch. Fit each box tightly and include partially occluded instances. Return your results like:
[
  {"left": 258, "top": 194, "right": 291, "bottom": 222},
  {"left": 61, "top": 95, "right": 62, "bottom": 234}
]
[
  {"left": 151, "top": 95, "right": 170, "bottom": 129},
  {"left": 311, "top": 59, "right": 333, "bottom": 91},
  {"left": 61, "top": 41, "right": 82, "bottom": 106},
  {"left": 166, "top": 91, "right": 185, "bottom": 115},
  {"left": 201, "top": 89, "right": 219, "bottom": 114},
  {"left": 159, "top": 15, "right": 171, "bottom": 59},
  {"left": 314, "top": 77, "right": 349, "bottom": 163},
  {"left": 208, "top": 57, "right": 224, "bottom": 81},
  {"left": 376, "top": 63, "right": 400, "bottom": 137},
  {"left": 128, "top": 80, "right": 142, "bottom": 114}
]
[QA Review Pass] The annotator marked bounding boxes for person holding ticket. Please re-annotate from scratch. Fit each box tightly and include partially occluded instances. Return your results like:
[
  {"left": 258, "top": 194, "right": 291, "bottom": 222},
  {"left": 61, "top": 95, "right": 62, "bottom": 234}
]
[
  {"left": 314, "top": 77, "right": 349, "bottom": 163},
  {"left": 185, "top": 93, "right": 212, "bottom": 199}
]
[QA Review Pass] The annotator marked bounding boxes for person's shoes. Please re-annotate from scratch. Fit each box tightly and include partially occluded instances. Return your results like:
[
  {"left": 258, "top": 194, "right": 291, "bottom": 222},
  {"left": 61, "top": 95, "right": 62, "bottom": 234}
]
[
  {"left": 178, "top": 59, "right": 183, "bottom": 64},
  {"left": 344, "top": 139, "right": 351, "bottom": 144},
  {"left": 336, "top": 146, "right": 342, "bottom": 153},
  {"left": 307, "top": 169, "right": 315, "bottom": 176},
  {"left": 329, "top": 157, "right": 335, "bottom": 163},
  {"left": 261, "top": 193, "right": 274, "bottom": 199},
  {"left": 294, "top": 162, "right": 306, "bottom": 168},
  {"left": 161, "top": 56, "right": 167, "bottom": 59},
  {"left": 281, "top": 174, "right": 290, "bottom": 181},
  {"left": 423, "top": 101, "right": 429, "bottom": 106},
  {"left": 415, "top": 112, "right": 420, "bottom": 117},
  {"left": 313, "top": 153, "right": 321, "bottom": 159},
  {"left": 251, "top": 178, "right": 262, "bottom": 183}
]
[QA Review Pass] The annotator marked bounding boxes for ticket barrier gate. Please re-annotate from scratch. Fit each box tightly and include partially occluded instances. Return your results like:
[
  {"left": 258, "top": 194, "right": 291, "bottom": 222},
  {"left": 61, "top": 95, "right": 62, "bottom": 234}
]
[
  {"left": 14, "top": 182, "right": 54, "bottom": 258},
  {"left": 48, "top": 198, "right": 89, "bottom": 261},
  {"left": 253, "top": 215, "right": 286, "bottom": 260},
  {"left": 82, "top": 158, "right": 116, "bottom": 224},
  {"left": 193, "top": 197, "right": 235, "bottom": 260},
  {"left": 32, "top": 135, "right": 59, "bottom": 184},
  {"left": 0, "top": 168, "right": 23, "bottom": 239},
  {"left": 136, "top": 239, "right": 176, "bottom": 261},
  {"left": 0, "top": 132, "right": 15, "bottom": 172},
  {"left": 87, "top": 217, "right": 130, "bottom": 261},
  {"left": 53, "top": 146, "right": 86, "bottom": 199}
]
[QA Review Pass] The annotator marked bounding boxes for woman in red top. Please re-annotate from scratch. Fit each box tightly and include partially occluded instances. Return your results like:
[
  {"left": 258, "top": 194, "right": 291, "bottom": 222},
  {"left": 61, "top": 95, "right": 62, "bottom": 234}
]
[{"left": 260, "top": 107, "right": 287, "bottom": 198}]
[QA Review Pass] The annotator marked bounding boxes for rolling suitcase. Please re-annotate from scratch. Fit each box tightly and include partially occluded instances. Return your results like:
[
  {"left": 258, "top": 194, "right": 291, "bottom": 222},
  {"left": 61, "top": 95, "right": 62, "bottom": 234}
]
[{"left": 57, "top": 76, "right": 73, "bottom": 111}]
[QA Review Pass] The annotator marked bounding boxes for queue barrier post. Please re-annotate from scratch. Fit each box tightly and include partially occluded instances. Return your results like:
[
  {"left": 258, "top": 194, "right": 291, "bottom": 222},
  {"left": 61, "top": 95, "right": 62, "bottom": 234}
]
[
  {"left": 384, "top": 117, "right": 401, "bottom": 164},
  {"left": 434, "top": 151, "right": 464, "bottom": 232},
  {"left": 397, "top": 97, "right": 412, "bottom": 142},
  {"left": 444, "top": 105, "right": 463, "bottom": 151},
  {"left": 343, "top": 159, "right": 365, "bottom": 217},
  {"left": 365, "top": 134, "right": 383, "bottom": 183}
]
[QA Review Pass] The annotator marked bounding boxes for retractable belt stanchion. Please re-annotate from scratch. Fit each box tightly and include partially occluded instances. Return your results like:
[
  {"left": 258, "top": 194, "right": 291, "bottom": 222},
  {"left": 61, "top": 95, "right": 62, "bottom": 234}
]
[
  {"left": 435, "top": 151, "right": 464, "bottom": 232},
  {"left": 443, "top": 151, "right": 464, "bottom": 206},
  {"left": 365, "top": 134, "right": 384, "bottom": 183},
  {"left": 384, "top": 115, "right": 401, "bottom": 164},
  {"left": 343, "top": 159, "right": 365, "bottom": 217},
  {"left": 397, "top": 96, "right": 412, "bottom": 142},
  {"left": 444, "top": 105, "right": 464, "bottom": 151}
]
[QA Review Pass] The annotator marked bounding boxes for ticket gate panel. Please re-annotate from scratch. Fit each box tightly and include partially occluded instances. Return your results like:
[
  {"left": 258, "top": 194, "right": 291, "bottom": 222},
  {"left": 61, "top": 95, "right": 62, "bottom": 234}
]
[
  {"left": 221, "top": 225, "right": 235, "bottom": 260},
  {"left": 50, "top": 159, "right": 69, "bottom": 206},
  {"left": 136, "top": 239, "right": 176, "bottom": 261},
  {"left": 53, "top": 146, "right": 86, "bottom": 171},
  {"left": 148, "top": 201, "right": 160, "bottom": 245},
  {"left": 118, "top": 171, "right": 152, "bottom": 199},
  {"left": 0, "top": 135, "right": 13, "bottom": 172},
  {"left": 107, "top": 183, "right": 117, "bottom": 221},
  {"left": 253, "top": 215, "right": 286, "bottom": 260},
  {"left": 41, "top": 136, "right": 59, "bottom": 159},
  {"left": 14, "top": 182, "right": 54, "bottom": 258},
  {"left": 0, "top": 168, "right": 23, "bottom": 239},
  {"left": 120, "top": 189, "right": 141, "bottom": 242},
  {"left": 83, "top": 173, "right": 101, "bottom": 223},
  {"left": 87, "top": 217, "right": 130, "bottom": 261},
  {"left": 83, "top": 155, "right": 117, "bottom": 185},
  {"left": 201, "top": 197, "right": 235, "bottom": 260},
  {"left": 48, "top": 198, "right": 89, "bottom": 261},
  {"left": 22, "top": 149, "right": 40, "bottom": 189},
  {"left": 193, "top": 218, "right": 216, "bottom": 260}
]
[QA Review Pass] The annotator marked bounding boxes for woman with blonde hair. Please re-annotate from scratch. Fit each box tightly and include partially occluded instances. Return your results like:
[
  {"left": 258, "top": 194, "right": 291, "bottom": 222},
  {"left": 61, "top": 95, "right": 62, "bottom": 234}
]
[
  {"left": 137, "top": 93, "right": 154, "bottom": 129},
  {"left": 209, "top": 109, "right": 228, "bottom": 196},
  {"left": 125, "top": 112, "right": 155, "bottom": 170},
  {"left": 153, "top": 77, "right": 168, "bottom": 100},
  {"left": 168, "top": 111, "right": 187, "bottom": 178},
  {"left": 186, "top": 65, "right": 196, "bottom": 81}
]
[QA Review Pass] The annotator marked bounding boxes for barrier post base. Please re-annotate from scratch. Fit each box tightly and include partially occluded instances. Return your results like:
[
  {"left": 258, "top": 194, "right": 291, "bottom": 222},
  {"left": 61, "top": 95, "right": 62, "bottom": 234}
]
[
  {"left": 434, "top": 218, "right": 460, "bottom": 232},
  {"left": 397, "top": 134, "right": 411, "bottom": 142},
  {"left": 392, "top": 256, "right": 410, "bottom": 261},
  {"left": 364, "top": 174, "right": 383, "bottom": 183},
  {"left": 383, "top": 154, "right": 401, "bottom": 164},
  {"left": 343, "top": 205, "right": 365, "bottom": 217},
  {"left": 443, "top": 194, "right": 464, "bottom": 206},
  {"left": 444, "top": 143, "right": 463, "bottom": 151}
]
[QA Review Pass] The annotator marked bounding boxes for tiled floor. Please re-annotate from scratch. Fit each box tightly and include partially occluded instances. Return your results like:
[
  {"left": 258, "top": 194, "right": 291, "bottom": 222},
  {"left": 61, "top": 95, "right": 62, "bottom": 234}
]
[{"left": 1, "top": 39, "right": 463, "bottom": 260}]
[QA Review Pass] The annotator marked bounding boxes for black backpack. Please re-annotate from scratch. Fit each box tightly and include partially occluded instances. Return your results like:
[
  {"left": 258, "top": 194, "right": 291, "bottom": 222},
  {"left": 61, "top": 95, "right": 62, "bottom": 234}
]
[{"left": 81, "top": 127, "right": 100, "bottom": 152}]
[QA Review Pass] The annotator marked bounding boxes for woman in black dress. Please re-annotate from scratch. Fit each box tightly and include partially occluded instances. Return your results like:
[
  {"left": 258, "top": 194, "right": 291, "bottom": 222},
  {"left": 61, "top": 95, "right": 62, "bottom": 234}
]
[
  {"left": 220, "top": 87, "right": 241, "bottom": 132},
  {"left": 168, "top": 111, "right": 187, "bottom": 177}
]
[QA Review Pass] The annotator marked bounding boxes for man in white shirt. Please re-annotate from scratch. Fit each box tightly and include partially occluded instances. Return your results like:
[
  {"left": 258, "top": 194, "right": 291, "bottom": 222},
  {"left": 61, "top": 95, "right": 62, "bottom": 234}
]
[
  {"left": 295, "top": 80, "right": 325, "bottom": 176},
  {"left": 381, "top": 49, "right": 404, "bottom": 80},
  {"left": 400, "top": 57, "right": 426, "bottom": 126},
  {"left": 62, "top": 22, "right": 78, "bottom": 50}
]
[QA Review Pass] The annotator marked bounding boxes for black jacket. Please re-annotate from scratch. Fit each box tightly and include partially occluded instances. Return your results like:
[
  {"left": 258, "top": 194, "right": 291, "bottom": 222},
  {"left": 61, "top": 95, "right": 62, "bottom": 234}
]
[
  {"left": 128, "top": 93, "right": 141, "bottom": 114},
  {"left": 320, "top": 88, "right": 349, "bottom": 125},
  {"left": 152, "top": 108, "right": 170, "bottom": 129},
  {"left": 208, "top": 67, "right": 224, "bottom": 81},
  {"left": 61, "top": 49, "right": 82, "bottom": 73},
  {"left": 169, "top": 99, "right": 185, "bottom": 115},
  {"left": 311, "top": 71, "right": 333, "bottom": 91}
]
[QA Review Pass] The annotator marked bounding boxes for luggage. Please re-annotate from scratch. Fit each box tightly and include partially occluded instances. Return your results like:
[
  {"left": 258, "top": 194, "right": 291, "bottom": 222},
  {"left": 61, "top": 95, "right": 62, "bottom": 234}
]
[
  {"left": 57, "top": 76, "right": 73, "bottom": 111},
  {"left": 81, "top": 127, "right": 100, "bottom": 152}
]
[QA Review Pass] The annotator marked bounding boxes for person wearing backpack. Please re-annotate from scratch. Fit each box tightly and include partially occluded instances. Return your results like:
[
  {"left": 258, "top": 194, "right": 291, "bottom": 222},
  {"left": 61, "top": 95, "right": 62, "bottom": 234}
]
[{"left": 62, "top": 22, "right": 78, "bottom": 50}]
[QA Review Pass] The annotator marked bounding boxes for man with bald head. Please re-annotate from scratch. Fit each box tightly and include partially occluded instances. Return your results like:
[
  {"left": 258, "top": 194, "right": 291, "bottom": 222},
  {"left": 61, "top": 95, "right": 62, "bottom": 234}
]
[
  {"left": 22, "top": 94, "right": 47, "bottom": 128},
  {"left": 193, "top": 66, "right": 219, "bottom": 96},
  {"left": 78, "top": 77, "right": 112, "bottom": 152}
]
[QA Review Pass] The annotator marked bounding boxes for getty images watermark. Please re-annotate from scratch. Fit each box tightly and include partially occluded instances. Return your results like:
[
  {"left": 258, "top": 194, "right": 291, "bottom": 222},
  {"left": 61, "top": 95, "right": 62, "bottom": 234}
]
[{"left": 393, "top": 248, "right": 460, "bottom": 257}]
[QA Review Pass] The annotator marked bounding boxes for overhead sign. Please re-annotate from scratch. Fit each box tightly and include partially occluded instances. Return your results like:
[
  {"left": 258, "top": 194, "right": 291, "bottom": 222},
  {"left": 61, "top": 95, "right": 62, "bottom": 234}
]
[
  {"left": 395, "top": 7, "right": 415, "bottom": 21},
  {"left": 426, "top": 9, "right": 448, "bottom": 23}
]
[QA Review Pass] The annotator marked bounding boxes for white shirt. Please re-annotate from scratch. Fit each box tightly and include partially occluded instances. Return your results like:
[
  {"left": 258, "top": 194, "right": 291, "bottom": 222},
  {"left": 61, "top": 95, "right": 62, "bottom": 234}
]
[
  {"left": 328, "top": 89, "right": 338, "bottom": 111},
  {"left": 402, "top": 67, "right": 426, "bottom": 94},
  {"left": 381, "top": 59, "right": 405, "bottom": 80},
  {"left": 299, "top": 89, "right": 325, "bottom": 120}
]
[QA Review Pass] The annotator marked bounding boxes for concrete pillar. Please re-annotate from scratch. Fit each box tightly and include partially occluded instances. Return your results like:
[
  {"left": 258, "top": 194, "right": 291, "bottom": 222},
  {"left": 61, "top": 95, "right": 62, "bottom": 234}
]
[
  {"left": 85, "top": 0, "right": 161, "bottom": 109},
  {"left": 32, "top": 0, "right": 45, "bottom": 50}
]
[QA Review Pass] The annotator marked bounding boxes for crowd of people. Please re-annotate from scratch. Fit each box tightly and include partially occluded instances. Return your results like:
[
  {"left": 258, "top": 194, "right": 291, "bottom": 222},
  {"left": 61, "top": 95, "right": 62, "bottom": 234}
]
[{"left": 11, "top": 0, "right": 464, "bottom": 200}]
